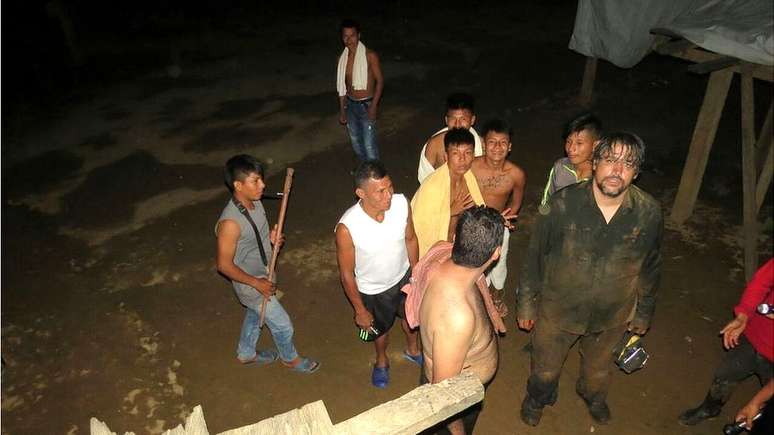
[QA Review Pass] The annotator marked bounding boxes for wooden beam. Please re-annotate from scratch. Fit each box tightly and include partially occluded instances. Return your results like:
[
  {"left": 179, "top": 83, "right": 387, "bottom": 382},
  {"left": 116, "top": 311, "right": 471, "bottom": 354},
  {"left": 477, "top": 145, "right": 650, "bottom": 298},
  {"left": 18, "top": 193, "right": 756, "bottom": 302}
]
[
  {"left": 686, "top": 57, "right": 740, "bottom": 75},
  {"left": 755, "top": 103, "right": 773, "bottom": 173},
  {"left": 578, "top": 56, "right": 598, "bottom": 107},
  {"left": 334, "top": 371, "right": 484, "bottom": 435},
  {"left": 741, "top": 63, "right": 758, "bottom": 281},
  {"left": 667, "top": 47, "right": 773, "bottom": 82},
  {"left": 220, "top": 401, "right": 334, "bottom": 435},
  {"left": 653, "top": 38, "right": 696, "bottom": 56},
  {"left": 91, "top": 405, "right": 210, "bottom": 435},
  {"left": 755, "top": 103, "right": 774, "bottom": 213},
  {"left": 670, "top": 68, "right": 734, "bottom": 223},
  {"left": 756, "top": 133, "right": 773, "bottom": 214}
]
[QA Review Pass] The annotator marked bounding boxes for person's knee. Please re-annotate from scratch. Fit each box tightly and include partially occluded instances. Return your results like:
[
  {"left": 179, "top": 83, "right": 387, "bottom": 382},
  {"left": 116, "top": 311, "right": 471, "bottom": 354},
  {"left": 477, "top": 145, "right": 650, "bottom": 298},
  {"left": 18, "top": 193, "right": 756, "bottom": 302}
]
[{"left": 527, "top": 375, "right": 559, "bottom": 405}]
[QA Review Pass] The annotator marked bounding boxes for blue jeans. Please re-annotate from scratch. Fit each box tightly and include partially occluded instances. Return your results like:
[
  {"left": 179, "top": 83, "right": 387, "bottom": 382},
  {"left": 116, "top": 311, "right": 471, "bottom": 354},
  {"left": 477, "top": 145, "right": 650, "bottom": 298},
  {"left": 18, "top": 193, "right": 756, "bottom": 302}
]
[
  {"left": 346, "top": 97, "right": 379, "bottom": 161},
  {"left": 235, "top": 287, "right": 299, "bottom": 363}
]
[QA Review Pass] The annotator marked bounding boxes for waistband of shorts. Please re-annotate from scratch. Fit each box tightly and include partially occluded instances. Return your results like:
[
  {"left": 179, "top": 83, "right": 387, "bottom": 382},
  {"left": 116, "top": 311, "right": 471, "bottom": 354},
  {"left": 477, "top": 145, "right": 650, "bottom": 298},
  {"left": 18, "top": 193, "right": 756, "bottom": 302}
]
[{"left": 346, "top": 96, "right": 373, "bottom": 104}]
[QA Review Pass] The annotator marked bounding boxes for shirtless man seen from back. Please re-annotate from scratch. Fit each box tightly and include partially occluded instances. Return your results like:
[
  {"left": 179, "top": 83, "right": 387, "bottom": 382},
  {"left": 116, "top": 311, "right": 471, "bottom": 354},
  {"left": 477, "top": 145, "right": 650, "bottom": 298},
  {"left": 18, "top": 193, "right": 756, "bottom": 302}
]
[
  {"left": 471, "top": 119, "right": 525, "bottom": 315},
  {"left": 419, "top": 207, "right": 504, "bottom": 435}
]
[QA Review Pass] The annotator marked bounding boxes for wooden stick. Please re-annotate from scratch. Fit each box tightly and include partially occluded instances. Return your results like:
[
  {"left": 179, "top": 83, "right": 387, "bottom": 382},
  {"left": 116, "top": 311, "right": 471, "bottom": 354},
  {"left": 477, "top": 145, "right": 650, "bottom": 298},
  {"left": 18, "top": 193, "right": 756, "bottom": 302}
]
[
  {"left": 740, "top": 64, "right": 757, "bottom": 281},
  {"left": 260, "top": 168, "right": 295, "bottom": 327}
]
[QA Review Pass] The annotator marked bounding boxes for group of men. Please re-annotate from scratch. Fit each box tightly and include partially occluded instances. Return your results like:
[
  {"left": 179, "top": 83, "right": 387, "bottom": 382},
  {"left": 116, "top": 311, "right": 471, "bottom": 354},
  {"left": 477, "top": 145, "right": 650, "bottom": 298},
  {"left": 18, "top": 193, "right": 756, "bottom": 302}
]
[
  {"left": 209, "top": 17, "right": 769, "bottom": 435},
  {"left": 332, "top": 20, "right": 666, "bottom": 431}
]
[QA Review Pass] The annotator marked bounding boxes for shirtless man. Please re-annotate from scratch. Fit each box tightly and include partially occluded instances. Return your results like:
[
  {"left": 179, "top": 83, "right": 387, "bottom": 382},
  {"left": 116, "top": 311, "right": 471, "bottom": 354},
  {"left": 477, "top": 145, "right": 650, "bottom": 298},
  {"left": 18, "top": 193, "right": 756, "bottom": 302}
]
[
  {"left": 419, "top": 206, "right": 504, "bottom": 434},
  {"left": 471, "top": 119, "right": 526, "bottom": 314},
  {"left": 336, "top": 18, "right": 384, "bottom": 162},
  {"left": 417, "top": 92, "right": 483, "bottom": 184}
]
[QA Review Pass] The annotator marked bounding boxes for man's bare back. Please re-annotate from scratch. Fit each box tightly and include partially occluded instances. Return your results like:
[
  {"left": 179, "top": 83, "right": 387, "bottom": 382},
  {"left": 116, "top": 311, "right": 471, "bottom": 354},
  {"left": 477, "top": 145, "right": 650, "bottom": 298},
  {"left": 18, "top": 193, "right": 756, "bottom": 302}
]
[
  {"left": 419, "top": 261, "right": 498, "bottom": 385},
  {"left": 471, "top": 157, "right": 526, "bottom": 213}
]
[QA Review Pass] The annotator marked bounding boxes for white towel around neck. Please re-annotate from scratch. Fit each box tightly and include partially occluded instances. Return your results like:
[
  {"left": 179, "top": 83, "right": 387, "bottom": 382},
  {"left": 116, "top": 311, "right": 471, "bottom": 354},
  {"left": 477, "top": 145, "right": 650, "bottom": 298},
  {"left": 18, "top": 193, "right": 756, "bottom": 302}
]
[{"left": 337, "top": 41, "right": 368, "bottom": 97}]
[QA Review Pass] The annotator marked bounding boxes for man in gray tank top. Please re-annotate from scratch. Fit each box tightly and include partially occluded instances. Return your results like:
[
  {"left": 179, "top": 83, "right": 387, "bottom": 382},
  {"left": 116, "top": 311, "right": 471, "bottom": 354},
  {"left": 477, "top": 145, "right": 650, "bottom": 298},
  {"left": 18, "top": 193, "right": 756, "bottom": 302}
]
[{"left": 215, "top": 154, "right": 319, "bottom": 373}]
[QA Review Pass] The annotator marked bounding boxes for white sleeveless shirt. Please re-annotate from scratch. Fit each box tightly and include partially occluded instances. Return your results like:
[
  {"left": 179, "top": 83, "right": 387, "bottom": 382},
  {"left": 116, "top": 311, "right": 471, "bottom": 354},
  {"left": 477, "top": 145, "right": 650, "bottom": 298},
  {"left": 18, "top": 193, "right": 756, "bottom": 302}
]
[{"left": 337, "top": 194, "right": 410, "bottom": 295}]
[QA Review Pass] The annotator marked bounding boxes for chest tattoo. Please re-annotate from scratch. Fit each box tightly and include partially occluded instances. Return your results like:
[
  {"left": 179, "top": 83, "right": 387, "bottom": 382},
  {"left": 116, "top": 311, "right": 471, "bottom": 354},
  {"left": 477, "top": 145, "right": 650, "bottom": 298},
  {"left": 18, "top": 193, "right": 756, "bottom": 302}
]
[{"left": 481, "top": 173, "right": 507, "bottom": 190}]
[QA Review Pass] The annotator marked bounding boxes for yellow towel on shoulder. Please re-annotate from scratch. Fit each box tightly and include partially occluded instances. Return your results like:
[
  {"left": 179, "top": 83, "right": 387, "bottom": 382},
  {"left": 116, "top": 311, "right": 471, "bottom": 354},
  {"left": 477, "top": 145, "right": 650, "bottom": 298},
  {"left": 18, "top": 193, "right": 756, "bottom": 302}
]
[{"left": 411, "top": 164, "right": 485, "bottom": 257}]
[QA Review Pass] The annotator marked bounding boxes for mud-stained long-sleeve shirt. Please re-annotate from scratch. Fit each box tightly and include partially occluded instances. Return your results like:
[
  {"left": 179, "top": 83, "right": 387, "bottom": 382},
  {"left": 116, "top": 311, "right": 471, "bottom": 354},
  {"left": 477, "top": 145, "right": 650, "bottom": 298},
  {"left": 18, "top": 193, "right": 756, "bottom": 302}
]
[{"left": 517, "top": 181, "right": 663, "bottom": 334}]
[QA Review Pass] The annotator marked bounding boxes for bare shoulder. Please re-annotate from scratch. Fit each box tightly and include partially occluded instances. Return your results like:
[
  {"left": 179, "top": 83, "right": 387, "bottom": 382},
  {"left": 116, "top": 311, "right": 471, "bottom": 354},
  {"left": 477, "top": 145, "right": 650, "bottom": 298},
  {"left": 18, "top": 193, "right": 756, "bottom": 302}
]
[
  {"left": 440, "top": 296, "right": 475, "bottom": 333},
  {"left": 505, "top": 161, "right": 526, "bottom": 180},
  {"left": 426, "top": 134, "right": 445, "bottom": 155},
  {"left": 216, "top": 219, "right": 240, "bottom": 238},
  {"left": 366, "top": 49, "right": 380, "bottom": 61}
]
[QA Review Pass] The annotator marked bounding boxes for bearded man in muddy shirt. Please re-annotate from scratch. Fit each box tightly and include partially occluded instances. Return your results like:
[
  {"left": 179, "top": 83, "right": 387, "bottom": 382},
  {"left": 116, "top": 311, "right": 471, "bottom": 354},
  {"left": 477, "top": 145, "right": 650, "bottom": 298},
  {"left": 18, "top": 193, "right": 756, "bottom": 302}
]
[{"left": 516, "top": 132, "right": 663, "bottom": 427}]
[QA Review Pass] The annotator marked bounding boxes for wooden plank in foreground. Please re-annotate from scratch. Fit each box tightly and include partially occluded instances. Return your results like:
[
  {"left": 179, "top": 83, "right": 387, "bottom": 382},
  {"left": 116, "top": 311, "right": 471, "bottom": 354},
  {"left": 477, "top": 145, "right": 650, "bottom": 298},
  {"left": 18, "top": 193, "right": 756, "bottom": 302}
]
[
  {"left": 218, "top": 400, "right": 333, "bottom": 435},
  {"left": 91, "top": 405, "right": 209, "bottom": 435},
  {"left": 334, "top": 371, "right": 484, "bottom": 435}
]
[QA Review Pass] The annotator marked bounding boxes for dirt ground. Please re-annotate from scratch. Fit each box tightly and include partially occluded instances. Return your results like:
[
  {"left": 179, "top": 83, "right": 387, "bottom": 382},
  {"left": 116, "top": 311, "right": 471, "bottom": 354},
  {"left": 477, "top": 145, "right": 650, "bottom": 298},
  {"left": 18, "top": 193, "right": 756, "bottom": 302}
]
[{"left": 2, "top": 2, "right": 772, "bottom": 435}]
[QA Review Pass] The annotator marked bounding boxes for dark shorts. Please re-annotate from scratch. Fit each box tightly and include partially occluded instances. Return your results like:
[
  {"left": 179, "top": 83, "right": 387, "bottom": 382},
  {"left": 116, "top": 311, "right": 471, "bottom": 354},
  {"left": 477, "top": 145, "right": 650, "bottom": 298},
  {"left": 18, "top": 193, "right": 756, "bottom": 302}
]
[{"left": 360, "top": 270, "right": 410, "bottom": 337}]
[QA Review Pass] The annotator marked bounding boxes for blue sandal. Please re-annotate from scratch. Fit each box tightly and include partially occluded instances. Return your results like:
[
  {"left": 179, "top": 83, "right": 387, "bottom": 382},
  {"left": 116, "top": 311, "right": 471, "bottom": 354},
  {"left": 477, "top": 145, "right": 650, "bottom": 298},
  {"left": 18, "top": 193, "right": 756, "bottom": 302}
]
[
  {"left": 238, "top": 349, "right": 279, "bottom": 365},
  {"left": 283, "top": 357, "right": 320, "bottom": 374},
  {"left": 371, "top": 365, "right": 390, "bottom": 388},
  {"left": 402, "top": 350, "right": 423, "bottom": 367}
]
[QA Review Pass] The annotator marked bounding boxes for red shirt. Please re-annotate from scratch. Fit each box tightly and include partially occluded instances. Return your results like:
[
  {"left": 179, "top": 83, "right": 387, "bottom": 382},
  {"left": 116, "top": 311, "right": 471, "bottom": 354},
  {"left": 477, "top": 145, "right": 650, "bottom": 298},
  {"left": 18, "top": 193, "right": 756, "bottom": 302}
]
[{"left": 735, "top": 258, "right": 774, "bottom": 362}]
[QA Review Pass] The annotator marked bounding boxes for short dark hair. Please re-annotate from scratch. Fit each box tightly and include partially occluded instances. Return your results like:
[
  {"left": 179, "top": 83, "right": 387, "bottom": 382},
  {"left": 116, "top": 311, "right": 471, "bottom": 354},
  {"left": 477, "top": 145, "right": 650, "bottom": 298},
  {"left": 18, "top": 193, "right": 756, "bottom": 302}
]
[
  {"left": 593, "top": 131, "right": 646, "bottom": 172},
  {"left": 481, "top": 118, "right": 512, "bottom": 138},
  {"left": 446, "top": 92, "right": 475, "bottom": 113},
  {"left": 224, "top": 154, "right": 264, "bottom": 193},
  {"left": 354, "top": 160, "right": 388, "bottom": 188},
  {"left": 340, "top": 18, "right": 360, "bottom": 33},
  {"left": 563, "top": 112, "right": 602, "bottom": 141},
  {"left": 452, "top": 206, "right": 504, "bottom": 268},
  {"left": 444, "top": 128, "right": 475, "bottom": 152}
]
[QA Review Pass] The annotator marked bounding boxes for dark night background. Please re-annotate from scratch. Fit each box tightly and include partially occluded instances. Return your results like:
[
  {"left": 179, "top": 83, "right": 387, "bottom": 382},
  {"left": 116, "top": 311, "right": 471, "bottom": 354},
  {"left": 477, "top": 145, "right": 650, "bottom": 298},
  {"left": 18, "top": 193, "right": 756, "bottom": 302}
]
[{"left": 1, "top": 1, "right": 771, "bottom": 434}]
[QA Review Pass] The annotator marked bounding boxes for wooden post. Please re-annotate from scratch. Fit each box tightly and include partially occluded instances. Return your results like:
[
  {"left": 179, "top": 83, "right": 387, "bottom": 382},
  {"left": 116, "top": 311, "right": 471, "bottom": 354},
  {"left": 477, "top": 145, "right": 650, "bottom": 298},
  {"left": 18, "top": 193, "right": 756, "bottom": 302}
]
[
  {"left": 755, "top": 103, "right": 773, "bottom": 214},
  {"left": 757, "top": 137, "right": 773, "bottom": 214},
  {"left": 578, "top": 57, "right": 598, "bottom": 107},
  {"left": 670, "top": 68, "right": 734, "bottom": 224},
  {"left": 741, "top": 63, "right": 758, "bottom": 281}
]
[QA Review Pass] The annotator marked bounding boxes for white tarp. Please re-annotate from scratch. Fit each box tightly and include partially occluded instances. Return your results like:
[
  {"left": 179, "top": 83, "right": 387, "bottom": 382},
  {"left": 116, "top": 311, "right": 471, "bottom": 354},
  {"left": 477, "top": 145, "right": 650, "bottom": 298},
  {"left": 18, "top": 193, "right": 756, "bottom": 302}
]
[{"left": 569, "top": 0, "right": 774, "bottom": 68}]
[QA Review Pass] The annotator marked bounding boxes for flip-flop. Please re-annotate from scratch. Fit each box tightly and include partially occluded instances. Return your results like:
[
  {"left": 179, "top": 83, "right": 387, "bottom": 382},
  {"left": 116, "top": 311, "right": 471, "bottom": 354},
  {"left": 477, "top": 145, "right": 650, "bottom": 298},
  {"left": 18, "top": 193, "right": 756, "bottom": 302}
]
[
  {"left": 371, "top": 365, "right": 389, "bottom": 388},
  {"left": 237, "top": 349, "right": 279, "bottom": 365},
  {"left": 283, "top": 357, "right": 320, "bottom": 374},
  {"left": 402, "top": 350, "right": 423, "bottom": 367}
]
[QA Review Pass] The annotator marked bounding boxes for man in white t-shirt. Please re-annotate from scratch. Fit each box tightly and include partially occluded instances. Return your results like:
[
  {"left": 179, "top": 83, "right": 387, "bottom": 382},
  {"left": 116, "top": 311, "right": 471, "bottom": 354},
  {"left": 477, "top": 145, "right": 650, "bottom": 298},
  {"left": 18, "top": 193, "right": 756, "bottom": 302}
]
[{"left": 336, "top": 160, "right": 421, "bottom": 388}]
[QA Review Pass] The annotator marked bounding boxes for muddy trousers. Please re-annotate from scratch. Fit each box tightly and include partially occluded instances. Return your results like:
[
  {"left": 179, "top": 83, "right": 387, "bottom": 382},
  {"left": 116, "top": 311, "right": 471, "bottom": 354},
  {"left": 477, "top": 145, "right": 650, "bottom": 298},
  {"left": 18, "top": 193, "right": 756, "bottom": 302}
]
[
  {"left": 704, "top": 335, "right": 773, "bottom": 405},
  {"left": 526, "top": 320, "right": 627, "bottom": 407}
]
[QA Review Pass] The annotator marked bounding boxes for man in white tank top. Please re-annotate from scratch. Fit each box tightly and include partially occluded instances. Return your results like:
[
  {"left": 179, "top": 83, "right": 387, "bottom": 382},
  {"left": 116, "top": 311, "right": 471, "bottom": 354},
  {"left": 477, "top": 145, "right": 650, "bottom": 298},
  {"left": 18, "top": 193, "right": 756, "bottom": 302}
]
[{"left": 335, "top": 161, "right": 420, "bottom": 388}]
